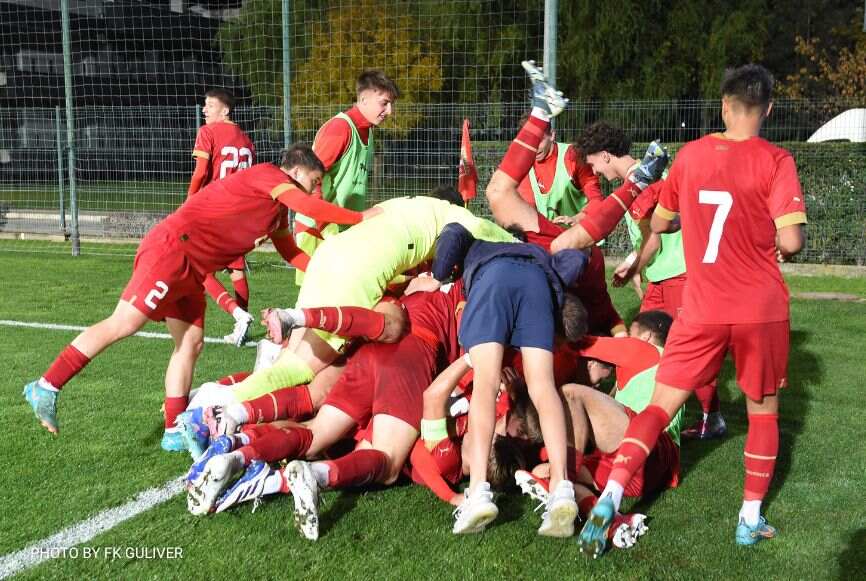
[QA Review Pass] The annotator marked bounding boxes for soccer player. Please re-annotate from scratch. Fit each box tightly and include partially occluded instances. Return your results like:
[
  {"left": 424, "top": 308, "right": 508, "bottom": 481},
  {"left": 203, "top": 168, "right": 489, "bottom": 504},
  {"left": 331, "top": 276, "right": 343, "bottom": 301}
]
[
  {"left": 294, "top": 70, "right": 400, "bottom": 284},
  {"left": 188, "top": 88, "right": 259, "bottom": 347},
  {"left": 515, "top": 113, "right": 603, "bottom": 221},
  {"left": 578, "top": 64, "right": 807, "bottom": 557},
  {"left": 22, "top": 144, "right": 367, "bottom": 451}
]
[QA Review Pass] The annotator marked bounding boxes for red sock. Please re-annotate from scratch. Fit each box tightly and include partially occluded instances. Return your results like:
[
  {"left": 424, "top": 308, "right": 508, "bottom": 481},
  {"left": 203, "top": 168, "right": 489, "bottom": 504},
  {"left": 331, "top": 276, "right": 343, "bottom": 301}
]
[
  {"left": 43, "top": 344, "right": 91, "bottom": 389},
  {"left": 242, "top": 385, "right": 314, "bottom": 422},
  {"left": 497, "top": 116, "right": 549, "bottom": 181},
  {"left": 216, "top": 371, "right": 252, "bottom": 386},
  {"left": 164, "top": 396, "right": 188, "bottom": 429},
  {"left": 608, "top": 405, "right": 670, "bottom": 487},
  {"left": 695, "top": 381, "right": 720, "bottom": 414},
  {"left": 743, "top": 414, "right": 779, "bottom": 501},
  {"left": 324, "top": 449, "right": 390, "bottom": 489},
  {"left": 580, "top": 180, "right": 643, "bottom": 242},
  {"left": 241, "top": 426, "right": 313, "bottom": 464},
  {"left": 232, "top": 277, "right": 249, "bottom": 311},
  {"left": 577, "top": 495, "right": 597, "bottom": 519},
  {"left": 204, "top": 273, "right": 238, "bottom": 315},
  {"left": 301, "top": 306, "right": 385, "bottom": 340},
  {"left": 240, "top": 423, "right": 279, "bottom": 443}
]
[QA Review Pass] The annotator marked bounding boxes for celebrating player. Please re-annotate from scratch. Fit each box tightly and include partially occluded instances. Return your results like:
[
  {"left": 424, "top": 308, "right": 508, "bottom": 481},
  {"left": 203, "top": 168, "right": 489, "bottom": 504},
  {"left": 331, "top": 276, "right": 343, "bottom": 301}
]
[
  {"left": 23, "top": 144, "right": 367, "bottom": 451},
  {"left": 188, "top": 88, "right": 258, "bottom": 347},
  {"left": 578, "top": 64, "right": 807, "bottom": 557},
  {"left": 294, "top": 70, "right": 400, "bottom": 284}
]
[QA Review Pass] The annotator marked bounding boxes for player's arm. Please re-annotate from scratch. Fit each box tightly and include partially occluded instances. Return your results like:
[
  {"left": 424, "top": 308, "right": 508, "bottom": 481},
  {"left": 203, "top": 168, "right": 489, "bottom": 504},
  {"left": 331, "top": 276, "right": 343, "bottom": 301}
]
[
  {"left": 188, "top": 126, "right": 212, "bottom": 197},
  {"left": 270, "top": 228, "right": 311, "bottom": 271},
  {"left": 576, "top": 336, "right": 660, "bottom": 386},
  {"left": 769, "top": 154, "right": 807, "bottom": 260},
  {"left": 273, "top": 185, "right": 362, "bottom": 226},
  {"left": 187, "top": 157, "right": 209, "bottom": 197},
  {"left": 422, "top": 356, "right": 471, "bottom": 450},
  {"left": 776, "top": 224, "right": 805, "bottom": 260}
]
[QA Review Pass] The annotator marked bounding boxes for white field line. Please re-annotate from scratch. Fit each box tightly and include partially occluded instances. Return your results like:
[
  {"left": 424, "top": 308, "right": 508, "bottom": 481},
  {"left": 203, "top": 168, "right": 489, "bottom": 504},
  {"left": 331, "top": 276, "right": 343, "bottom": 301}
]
[
  {"left": 0, "top": 319, "right": 256, "bottom": 347},
  {"left": 0, "top": 477, "right": 185, "bottom": 579}
]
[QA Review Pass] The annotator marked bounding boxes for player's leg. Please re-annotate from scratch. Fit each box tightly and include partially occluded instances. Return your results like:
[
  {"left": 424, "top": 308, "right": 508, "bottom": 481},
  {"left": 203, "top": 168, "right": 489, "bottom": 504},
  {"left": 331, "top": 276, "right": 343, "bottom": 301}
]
[
  {"left": 23, "top": 299, "right": 150, "bottom": 434},
  {"left": 265, "top": 299, "right": 407, "bottom": 345},
  {"left": 161, "top": 316, "right": 205, "bottom": 451},
  {"left": 521, "top": 347, "right": 578, "bottom": 537},
  {"left": 228, "top": 267, "right": 249, "bottom": 311}
]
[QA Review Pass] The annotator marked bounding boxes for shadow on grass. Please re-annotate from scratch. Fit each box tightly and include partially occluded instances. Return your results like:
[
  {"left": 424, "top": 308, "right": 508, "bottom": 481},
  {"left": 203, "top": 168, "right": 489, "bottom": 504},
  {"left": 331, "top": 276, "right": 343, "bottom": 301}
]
[
  {"left": 837, "top": 528, "right": 866, "bottom": 579},
  {"left": 319, "top": 490, "right": 359, "bottom": 537}
]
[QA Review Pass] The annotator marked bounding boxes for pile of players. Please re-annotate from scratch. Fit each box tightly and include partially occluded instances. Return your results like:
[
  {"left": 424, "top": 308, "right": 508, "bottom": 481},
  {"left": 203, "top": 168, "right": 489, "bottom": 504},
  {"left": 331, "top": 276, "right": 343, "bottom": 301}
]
[{"left": 23, "top": 60, "right": 806, "bottom": 557}]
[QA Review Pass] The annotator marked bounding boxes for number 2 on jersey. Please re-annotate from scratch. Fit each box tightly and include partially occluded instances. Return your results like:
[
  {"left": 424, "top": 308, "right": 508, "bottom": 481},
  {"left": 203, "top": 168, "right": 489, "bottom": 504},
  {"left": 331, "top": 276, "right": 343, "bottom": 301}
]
[
  {"left": 699, "top": 190, "right": 732, "bottom": 263},
  {"left": 219, "top": 146, "right": 253, "bottom": 179}
]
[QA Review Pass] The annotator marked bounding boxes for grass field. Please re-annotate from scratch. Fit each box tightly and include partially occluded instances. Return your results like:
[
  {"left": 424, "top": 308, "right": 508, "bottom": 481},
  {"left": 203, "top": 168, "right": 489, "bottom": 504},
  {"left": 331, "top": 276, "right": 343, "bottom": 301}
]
[{"left": 1, "top": 246, "right": 865, "bottom": 580}]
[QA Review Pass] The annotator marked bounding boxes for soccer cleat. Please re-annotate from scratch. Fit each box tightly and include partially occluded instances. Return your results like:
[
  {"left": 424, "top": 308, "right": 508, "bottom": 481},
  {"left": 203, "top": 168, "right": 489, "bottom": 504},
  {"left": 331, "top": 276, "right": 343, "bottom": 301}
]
[
  {"left": 160, "top": 428, "right": 187, "bottom": 452},
  {"left": 452, "top": 482, "right": 499, "bottom": 534},
  {"left": 262, "top": 308, "right": 298, "bottom": 345},
  {"left": 514, "top": 469, "right": 550, "bottom": 505},
  {"left": 538, "top": 480, "right": 578, "bottom": 538},
  {"left": 224, "top": 310, "right": 254, "bottom": 348},
  {"left": 203, "top": 405, "right": 242, "bottom": 437},
  {"left": 215, "top": 460, "right": 274, "bottom": 513},
  {"left": 610, "top": 513, "right": 649, "bottom": 549},
  {"left": 735, "top": 516, "right": 777, "bottom": 546},
  {"left": 521, "top": 60, "right": 568, "bottom": 118},
  {"left": 187, "top": 453, "right": 244, "bottom": 516},
  {"left": 284, "top": 460, "right": 321, "bottom": 541},
  {"left": 185, "top": 434, "right": 235, "bottom": 484},
  {"left": 578, "top": 495, "right": 616, "bottom": 558},
  {"left": 175, "top": 408, "right": 210, "bottom": 460},
  {"left": 253, "top": 338, "right": 283, "bottom": 372},
  {"left": 23, "top": 381, "right": 59, "bottom": 434},
  {"left": 682, "top": 416, "right": 728, "bottom": 440},
  {"left": 628, "top": 140, "right": 669, "bottom": 189}
]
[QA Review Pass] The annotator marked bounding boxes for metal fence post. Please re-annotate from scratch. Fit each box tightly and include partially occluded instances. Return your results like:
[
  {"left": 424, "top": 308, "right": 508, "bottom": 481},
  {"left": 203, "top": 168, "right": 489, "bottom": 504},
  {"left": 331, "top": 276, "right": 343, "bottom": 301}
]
[
  {"left": 282, "top": 0, "right": 292, "bottom": 147},
  {"left": 54, "top": 105, "right": 66, "bottom": 235},
  {"left": 61, "top": 0, "right": 79, "bottom": 255},
  {"left": 543, "top": 0, "right": 557, "bottom": 127}
]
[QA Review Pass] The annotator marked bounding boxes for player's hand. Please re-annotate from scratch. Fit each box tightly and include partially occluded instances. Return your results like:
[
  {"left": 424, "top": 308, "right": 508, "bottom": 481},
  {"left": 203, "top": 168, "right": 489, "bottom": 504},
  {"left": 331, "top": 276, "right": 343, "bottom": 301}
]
[
  {"left": 612, "top": 260, "right": 633, "bottom": 287},
  {"left": 361, "top": 206, "right": 383, "bottom": 220},
  {"left": 404, "top": 275, "right": 442, "bottom": 295},
  {"left": 553, "top": 214, "right": 578, "bottom": 227},
  {"left": 628, "top": 140, "right": 669, "bottom": 190}
]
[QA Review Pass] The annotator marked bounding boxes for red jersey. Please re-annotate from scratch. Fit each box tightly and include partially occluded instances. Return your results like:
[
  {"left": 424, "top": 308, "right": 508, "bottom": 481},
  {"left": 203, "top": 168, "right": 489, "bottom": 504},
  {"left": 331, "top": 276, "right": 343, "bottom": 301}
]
[
  {"left": 656, "top": 135, "right": 806, "bottom": 324},
  {"left": 192, "top": 121, "right": 256, "bottom": 186},
  {"left": 161, "top": 164, "right": 359, "bottom": 274},
  {"left": 629, "top": 180, "right": 663, "bottom": 221},
  {"left": 312, "top": 106, "right": 372, "bottom": 171},
  {"left": 517, "top": 143, "right": 603, "bottom": 211},
  {"left": 401, "top": 279, "right": 465, "bottom": 367}
]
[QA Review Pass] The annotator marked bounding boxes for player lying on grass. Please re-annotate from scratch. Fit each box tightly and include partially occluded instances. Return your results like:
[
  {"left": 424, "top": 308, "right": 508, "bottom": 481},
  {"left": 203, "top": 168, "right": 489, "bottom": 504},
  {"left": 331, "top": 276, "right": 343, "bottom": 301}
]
[
  {"left": 23, "top": 144, "right": 368, "bottom": 451},
  {"left": 577, "top": 121, "right": 727, "bottom": 441},
  {"left": 578, "top": 64, "right": 807, "bottom": 558},
  {"left": 187, "top": 87, "right": 259, "bottom": 348}
]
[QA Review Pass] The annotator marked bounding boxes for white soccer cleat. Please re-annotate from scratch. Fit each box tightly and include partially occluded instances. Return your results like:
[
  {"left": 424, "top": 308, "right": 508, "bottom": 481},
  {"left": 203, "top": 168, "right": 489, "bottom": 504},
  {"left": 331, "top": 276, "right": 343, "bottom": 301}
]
[
  {"left": 204, "top": 405, "right": 242, "bottom": 437},
  {"left": 253, "top": 338, "right": 283, "bottom": 371},
  {"left": 224, "top": 310, "right": 254, "bottom": 348},
  {"left": 611, "top": 513, "right": 649, "bottom": 549},
  {"left": 285, "top": 460, "right": 321, "bottom": 541},
  {"left": 452, "top": 482, "right": 499, "bottom": 534},
  {"left": 538, "top": 479, "right": 578, "bottom": 537},
  {"left": 186, "top": 453, "right": 244, "bottom": 516},
  {"left": 514, "top": 469, "right": 550, "bottom": 505},
  {"left": 521, "top": 60, "right": 569, "bottom": 118}
]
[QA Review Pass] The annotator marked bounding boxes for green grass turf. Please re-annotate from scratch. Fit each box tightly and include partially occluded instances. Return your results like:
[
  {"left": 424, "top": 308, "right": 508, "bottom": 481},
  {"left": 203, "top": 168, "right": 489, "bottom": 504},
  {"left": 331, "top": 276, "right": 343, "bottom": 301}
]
[{"left": 1, "top": 246, "right": 865, "bottom": 579}]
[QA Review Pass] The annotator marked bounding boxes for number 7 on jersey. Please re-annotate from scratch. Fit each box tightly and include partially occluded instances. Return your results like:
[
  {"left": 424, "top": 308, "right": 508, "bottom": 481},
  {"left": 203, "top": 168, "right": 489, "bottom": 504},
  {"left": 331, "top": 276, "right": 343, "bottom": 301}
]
[{"left": 699, "top": 190, "right": 733, "bottom": 263}]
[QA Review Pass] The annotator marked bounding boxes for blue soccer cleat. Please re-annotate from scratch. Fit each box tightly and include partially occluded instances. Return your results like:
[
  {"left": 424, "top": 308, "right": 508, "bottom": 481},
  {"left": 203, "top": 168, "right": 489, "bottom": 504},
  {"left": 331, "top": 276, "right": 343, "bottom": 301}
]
[
  {"left": 23, "top": 381, "right": 59, "bottom": 434},
  {"left": 185, "top": 435, "right": 235, "bottom": 484},
  {"left": 215, "top": 460, "right": 274, "bottom": 513},
  {"left": 735, "top": 516, "right": 777, "bottom": 546},
  {"left": 578, "top": 496, "right": 616, "bottom": 559},
  {"left": 161, "top": 428, "right": 187, "bottom": 452},
  {"left": 175, "top": 408, "right": 211, "bottom": 460}
]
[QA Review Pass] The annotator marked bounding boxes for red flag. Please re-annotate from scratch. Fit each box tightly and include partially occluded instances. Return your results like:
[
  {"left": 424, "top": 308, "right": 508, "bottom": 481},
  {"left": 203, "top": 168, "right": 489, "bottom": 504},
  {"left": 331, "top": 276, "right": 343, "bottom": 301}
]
[{"left": 457, "top": 118, "right": 478, "bottom": 202}]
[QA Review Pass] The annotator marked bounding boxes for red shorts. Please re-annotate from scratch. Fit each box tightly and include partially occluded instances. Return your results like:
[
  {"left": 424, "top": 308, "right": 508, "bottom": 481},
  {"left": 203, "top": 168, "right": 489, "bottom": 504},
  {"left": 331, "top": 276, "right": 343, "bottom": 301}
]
[
  {"left": 120, "top": 226, "right": 206, "bottom": 327},
  {"left": 640, "top": 274, "right": 687, "bottom": 319},
  {"left": 322, "top": 332, "right": 438, "bottom": 430},
  {"left": 656, "top": 317, "right": 789, "bottom": 400},
  {"left": 408, "top": 437, "right": 463, "bottom": 487},
  {"left": 580, "top": 409, "right": 680, "bottom": 497}
]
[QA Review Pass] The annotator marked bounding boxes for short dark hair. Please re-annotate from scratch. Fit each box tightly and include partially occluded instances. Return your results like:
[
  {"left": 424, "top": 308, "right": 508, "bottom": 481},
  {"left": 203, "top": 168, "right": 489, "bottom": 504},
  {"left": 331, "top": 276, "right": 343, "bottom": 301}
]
[
  {"left": 505, "top": 223, "right": 527, "bottom": 242},
  {"left": 720, "top": 64, "right": 774, "bottom": 110},
  {"left": 488, "top": 436, "right": 540, "bottom": 492},
  {"left": 631, "top": 309, "right": 673, "bottom": 346},
  {"left": 558, "top": 291, "right": 589, "bottom": 343},
  {"left": 279, "top": 143, "right": 325, "bottom": 174},
  {"left": 428, "top": 184, "right": 464, "bottom": 207},
  {"left": 205, "top": 88, "right": 235, "bottom": 113},
  {"left": 510, "top": 388, "right": 543, "bottom": 445},
  {"left": 574, "top": 121, "right": 631, "bottom": 159},
  {"left": 356, "top": 70, "right": 401, "bottom": 100}
]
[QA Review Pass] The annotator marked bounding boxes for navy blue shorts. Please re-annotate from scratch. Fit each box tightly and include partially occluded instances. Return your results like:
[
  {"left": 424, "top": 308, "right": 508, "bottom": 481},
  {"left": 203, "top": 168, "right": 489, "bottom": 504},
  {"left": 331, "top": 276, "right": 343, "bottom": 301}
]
[{"left": 458, "top": 257, "right": 556, "bottom": 352}]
